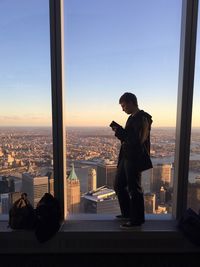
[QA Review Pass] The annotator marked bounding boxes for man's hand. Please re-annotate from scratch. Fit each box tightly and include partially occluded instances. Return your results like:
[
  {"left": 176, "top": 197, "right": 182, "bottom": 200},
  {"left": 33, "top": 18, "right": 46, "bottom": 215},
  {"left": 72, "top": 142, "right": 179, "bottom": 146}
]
[
  {"left": 115, "top": 126, "right": 125, "bottom": 141},
  {"left": 111, "top": 126, "right": 118, "bottom": 132}
]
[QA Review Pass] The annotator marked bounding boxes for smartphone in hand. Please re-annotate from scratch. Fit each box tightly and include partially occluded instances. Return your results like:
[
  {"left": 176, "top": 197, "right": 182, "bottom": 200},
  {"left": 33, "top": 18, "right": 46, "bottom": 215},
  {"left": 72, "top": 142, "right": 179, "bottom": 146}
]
[{"left": 109, "top": 121, "right": 121, "bottom": 131}]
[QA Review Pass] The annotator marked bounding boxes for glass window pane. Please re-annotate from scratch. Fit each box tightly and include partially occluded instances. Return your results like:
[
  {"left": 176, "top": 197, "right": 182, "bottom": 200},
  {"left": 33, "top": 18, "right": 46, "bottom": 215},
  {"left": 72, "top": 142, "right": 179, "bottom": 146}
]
[
  {"left": 0, "top": 0, "right": 53, "bottom": 217},
  {"left": 188, "top": 4, "right": 200, "bottom": 213},
  {"left": 65, "top": 0, "right": 182, "bottom": 217}
]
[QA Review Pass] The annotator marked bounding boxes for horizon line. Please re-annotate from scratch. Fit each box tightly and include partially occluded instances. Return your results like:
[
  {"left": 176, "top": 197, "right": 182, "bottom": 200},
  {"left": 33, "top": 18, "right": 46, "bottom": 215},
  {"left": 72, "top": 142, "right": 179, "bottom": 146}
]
[{"left": 0, "top": 125, "right": 200, "bottom": 129}]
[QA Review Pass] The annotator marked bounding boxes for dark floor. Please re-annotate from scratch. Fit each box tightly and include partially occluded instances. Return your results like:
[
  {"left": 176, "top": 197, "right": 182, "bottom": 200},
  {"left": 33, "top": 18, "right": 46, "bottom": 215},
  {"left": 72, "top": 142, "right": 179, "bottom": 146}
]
[
  {"left": 1, "top": 253, "right": 200, "bottom": 267},
  {"left": 0, "top": 214, "right": 200, "bottom": 266}
]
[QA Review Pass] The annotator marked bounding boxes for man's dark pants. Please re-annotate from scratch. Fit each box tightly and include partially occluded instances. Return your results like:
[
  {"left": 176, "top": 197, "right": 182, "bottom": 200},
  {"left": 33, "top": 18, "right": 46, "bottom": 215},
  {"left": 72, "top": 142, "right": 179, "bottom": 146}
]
[{"left": 114, "top": 158, "right": 145, "bottom": 223}]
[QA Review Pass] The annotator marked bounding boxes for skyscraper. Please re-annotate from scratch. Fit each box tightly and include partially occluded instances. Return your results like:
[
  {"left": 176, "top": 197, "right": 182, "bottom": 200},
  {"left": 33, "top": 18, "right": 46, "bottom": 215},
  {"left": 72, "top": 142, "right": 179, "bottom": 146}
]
[
  {"left": 159, "top": 186, "right": 166, "bottom": 204},
  {"left": 97, "top": 162, "right": 117, "bottom": 188},
  {"left": 88, "top": 168, "right": 97, "bottom": 192},
  {"left": 151, "top": 164, "right": 172, "bottom": 193},
  {"left": 81, "top": 186, "right": 120, "bottom": 214},
  {"left": 74, "top": 165, "right": 90, "bottom": 194},
  {"left": 142, "top": 169, "right": 153, "bottom": 193},
  {"left": 144, "top": 193, "right": 156, "bottom": 214},
  {"left": 67, "top": 164, "right": 80, "bottom": 214},
  {"left": 46, "top": 171, "right": 54, "bottom": 196},
  {"left": 9, "top": 192, "right": 21, "bottom": 205},
  {"left": 0, "top": 176, "right": 15, "bottom": 194},
  {"left": 0, "top": 193, "right": 9, "bottom": 214},
  {"left": 22, "top": 172, "right": 48, "bottom": 208}
]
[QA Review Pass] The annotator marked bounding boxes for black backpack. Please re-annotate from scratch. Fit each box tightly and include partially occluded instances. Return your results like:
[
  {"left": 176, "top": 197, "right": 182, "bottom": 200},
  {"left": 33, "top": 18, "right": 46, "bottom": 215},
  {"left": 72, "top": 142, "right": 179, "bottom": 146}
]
[
  {"left": 8, "top": 193, "right": 36, "bottom": 230},
  {"left": 178, "top": 208, "right": 200, "bottom": 246},
  {"left": 35, "top": 193, "right": 62, "bottom": 243}
]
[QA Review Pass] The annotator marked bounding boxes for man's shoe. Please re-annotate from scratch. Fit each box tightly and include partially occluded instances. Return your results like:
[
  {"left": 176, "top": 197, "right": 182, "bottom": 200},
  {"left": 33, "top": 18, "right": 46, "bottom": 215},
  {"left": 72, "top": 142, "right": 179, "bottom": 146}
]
[
  {"left": 120, "top": 220, "right": 144, "bottom": 229},
  {"left": 115, "top": 215, "right": 129, "bottom": 220}
]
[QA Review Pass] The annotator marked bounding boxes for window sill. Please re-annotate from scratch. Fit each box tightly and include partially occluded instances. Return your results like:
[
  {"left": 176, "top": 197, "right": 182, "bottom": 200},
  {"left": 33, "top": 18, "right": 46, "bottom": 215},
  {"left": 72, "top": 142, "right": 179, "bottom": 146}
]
[{"left": 0, "top": 214, "right": 200, "bottom": 254}]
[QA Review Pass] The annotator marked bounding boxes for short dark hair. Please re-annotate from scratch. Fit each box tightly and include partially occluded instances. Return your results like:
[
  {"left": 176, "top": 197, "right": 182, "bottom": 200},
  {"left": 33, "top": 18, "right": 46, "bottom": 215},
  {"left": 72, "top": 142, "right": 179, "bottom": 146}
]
[{"left": 119, "top": 92, "right": 138, "bottom": 107}]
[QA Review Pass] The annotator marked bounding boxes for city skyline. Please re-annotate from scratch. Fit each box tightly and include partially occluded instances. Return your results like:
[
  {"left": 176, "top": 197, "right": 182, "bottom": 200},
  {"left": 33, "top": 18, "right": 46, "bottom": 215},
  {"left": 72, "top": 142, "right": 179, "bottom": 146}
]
[
  {"left": 1, "top": 126, "right": 200, "bottom": 215},
  {"left": 0, "top": 0, "right": 199, "bottom": 127}
]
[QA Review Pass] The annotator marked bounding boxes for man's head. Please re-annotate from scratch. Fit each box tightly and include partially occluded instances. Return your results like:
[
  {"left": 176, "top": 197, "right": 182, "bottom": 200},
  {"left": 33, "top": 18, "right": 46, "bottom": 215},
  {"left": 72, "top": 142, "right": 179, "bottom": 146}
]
[{"left": 119, "top": 92, "right": 138, "bottom": 115}]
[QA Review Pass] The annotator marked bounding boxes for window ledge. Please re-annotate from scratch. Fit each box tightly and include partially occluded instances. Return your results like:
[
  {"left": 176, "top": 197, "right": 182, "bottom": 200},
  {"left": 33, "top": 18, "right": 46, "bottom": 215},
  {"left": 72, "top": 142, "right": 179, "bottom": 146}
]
[{"left": 0, "top": 214, "right": 200, "bottom": 254}]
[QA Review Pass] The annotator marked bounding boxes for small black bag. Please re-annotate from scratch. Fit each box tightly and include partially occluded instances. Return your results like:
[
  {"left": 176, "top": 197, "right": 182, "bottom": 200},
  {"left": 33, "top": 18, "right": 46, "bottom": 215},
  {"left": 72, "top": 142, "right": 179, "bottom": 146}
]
[
  {"left": 178, "top": 208, "right": 200, "bottom": 246},
  {"left": 8, "top": 193, "right": 36, "bottom": 230},
  {"left": 35, "top": 193, "right": 62, "bottom": 243}
]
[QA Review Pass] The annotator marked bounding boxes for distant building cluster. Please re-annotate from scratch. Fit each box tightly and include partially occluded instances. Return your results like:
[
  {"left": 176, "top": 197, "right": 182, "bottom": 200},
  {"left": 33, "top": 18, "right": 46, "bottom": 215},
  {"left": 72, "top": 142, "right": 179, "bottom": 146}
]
[
  {"left": 0, "top": 170, "right": 54, "bottom": 213},
  {"left": 0, "top": 127, "right": 200, "bottom": 216}
]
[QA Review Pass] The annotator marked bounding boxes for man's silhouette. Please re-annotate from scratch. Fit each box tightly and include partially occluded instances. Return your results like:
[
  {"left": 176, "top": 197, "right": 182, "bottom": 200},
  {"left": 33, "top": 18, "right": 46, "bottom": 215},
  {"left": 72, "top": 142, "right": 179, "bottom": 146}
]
[{"left": 111, "top": 92, "right": 153, "bottom": 229}]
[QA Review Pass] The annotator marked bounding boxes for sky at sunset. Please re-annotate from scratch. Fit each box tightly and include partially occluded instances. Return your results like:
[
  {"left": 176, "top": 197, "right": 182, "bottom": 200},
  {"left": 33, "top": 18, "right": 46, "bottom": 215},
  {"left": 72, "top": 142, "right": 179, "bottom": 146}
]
[{"left": 0, "top": 0, "right": 199, "bottom": 128}]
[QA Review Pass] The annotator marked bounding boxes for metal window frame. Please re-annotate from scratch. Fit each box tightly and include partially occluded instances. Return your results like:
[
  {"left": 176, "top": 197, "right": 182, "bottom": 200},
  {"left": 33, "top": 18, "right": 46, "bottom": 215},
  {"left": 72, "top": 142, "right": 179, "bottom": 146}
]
[
  {"left": 48, "top": 0, "right": 199, "bottom": 221},
  {"left": 49, "top": 0, "right": 67, "bottom": 220},
  {"left": 173, "top": 0, "right": 198, "bottom": 220}
]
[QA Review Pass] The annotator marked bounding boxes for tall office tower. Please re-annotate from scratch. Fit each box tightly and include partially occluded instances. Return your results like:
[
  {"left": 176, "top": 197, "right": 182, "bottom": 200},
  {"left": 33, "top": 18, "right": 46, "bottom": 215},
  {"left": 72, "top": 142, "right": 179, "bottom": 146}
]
[
  {"left": 7, "top": 175, "right": 21, "bottom": 192},
  {"left": 142, "top": 169, "right": 153, "bottom": 193},
  {"left": 0, "top": 178, "right": 10, "bottom": 193},
  {"left": 144, "top": 193, "right": 156, "bottom": 214},
  {"left": 0, "top": 192, "right": 21, "bottom": 214},
  {"left": 97, "top": 162, "right": 117, "bottom": 188},
  {"left": 170, "top": 164, "right": 174, "bottom": 187},
  {"left": 0, "top": 176, "right": 15, "bottom": 194},
  {"left": 160, "top": 164, "right": 172, "bottom": 185},
  {"left": 22, "top": 172, "right": 48, "bottom": 208},
  {"left": 88, "top": 168, "right": 97, "bottom": 192},
  {"left": 0, "top": 193, "right": 9, "bottom": 214},
  {"left": 49, "top": 177, "right": 54, "bottom": 196},
  {"left": 159, "top": 186, "right": 166, "bottom": 204},
  {"left": 151, "top": 164, "right": 172, "bottom": 193},
  {"left": 13, "top": 178, "right": 22, "bottom": 192},
  {"left": 9, "top": 192, "right": 22, "bottom": 205},
  {"left": 67, "top": 164, "right": 80, "bottom": 214},
  {"left": 75, "top": 165, "right": 90, "bottom": 194},
  {"left": 46, "top": 171, "right": 54, "bottom": 196},
  {"left": 81, "top": 186, "right": 120, "bottom": 214}
]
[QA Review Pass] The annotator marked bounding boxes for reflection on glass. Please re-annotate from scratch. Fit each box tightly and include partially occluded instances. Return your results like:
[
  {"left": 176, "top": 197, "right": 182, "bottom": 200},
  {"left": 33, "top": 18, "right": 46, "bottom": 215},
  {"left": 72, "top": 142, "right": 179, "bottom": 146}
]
[
  {"left": 65, "top": 0, "right": 181, "bottom": 216},
  {"left": 0, "top": 0, "right": 53, "bottom": 215},
  {"left": 187, "top": 4, "right": 200, "bottom": 213}
]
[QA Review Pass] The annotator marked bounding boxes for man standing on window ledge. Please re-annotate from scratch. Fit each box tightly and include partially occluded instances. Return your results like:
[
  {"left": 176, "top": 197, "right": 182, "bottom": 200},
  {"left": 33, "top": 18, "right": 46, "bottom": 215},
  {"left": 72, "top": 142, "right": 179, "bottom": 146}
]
[{"left": 110, "top": 92, "right": 153, "bottom": 229}]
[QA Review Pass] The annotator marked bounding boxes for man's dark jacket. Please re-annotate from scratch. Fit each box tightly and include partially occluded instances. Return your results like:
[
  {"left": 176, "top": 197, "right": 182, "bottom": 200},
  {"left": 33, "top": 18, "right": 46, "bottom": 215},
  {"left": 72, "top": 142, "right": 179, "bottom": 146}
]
[{"left": 115, "top": 110, "right": 153, "bottom": 171}]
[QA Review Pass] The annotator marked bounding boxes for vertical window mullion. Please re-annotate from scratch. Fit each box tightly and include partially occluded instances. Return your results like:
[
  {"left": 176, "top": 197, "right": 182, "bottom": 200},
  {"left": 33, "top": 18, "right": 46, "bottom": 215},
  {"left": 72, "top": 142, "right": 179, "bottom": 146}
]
[
  {"left": 173, "top": 0, "right": 198, "bottom": 220},
  {"left": 49, "top": 0, "right": 67, "bottom": 219}
]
